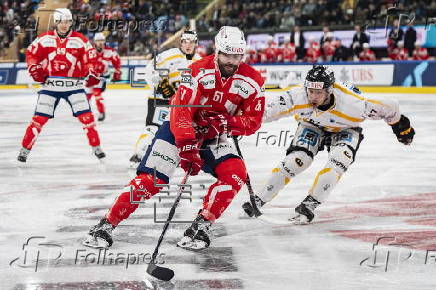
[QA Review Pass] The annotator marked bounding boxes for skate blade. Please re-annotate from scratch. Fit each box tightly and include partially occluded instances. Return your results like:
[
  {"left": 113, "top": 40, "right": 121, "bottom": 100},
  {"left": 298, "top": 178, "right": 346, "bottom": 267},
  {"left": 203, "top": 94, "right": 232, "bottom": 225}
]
[
  {"left": 288, "top": 215, "right": 310, "bottom": 225},
  {"left": 128, "top": 161, "right": 139, "bottom": 169},
  {"left": 176, "top": 238, "right": 208, "bottom": 251},
  {"left": 82, "top": 235, "right": 109, "bottom": 248}
]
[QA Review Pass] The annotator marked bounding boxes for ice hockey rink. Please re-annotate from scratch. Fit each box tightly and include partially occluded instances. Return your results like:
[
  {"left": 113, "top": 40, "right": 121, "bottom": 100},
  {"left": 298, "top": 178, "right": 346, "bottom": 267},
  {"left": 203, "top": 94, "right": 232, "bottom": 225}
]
[{"left": 1, "top": 88, "right": 436, "bottom": 290}]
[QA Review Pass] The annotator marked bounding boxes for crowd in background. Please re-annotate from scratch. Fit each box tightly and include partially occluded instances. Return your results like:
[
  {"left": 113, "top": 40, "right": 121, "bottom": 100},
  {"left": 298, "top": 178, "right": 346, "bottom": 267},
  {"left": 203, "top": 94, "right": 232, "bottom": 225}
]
[
  {"left": 198, "top": 0, "right": 436, "bottom": 32},
  {"left": 244, "top": 23, "right": 431, "bottom": 64},
  {"left": 1, "top": 0, "right": 436, "bottom": 62},
  {"left": 69, "top": 0, "right": 197, "bottom": 57},
  {"left": 0, "top": 0, "right": 38, "bottom": 58}
]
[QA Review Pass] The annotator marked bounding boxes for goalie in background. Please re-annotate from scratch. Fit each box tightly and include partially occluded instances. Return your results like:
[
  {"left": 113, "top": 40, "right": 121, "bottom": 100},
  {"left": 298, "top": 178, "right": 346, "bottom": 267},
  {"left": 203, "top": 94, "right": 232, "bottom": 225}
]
[
  {"left": 129, "top": 31, "right": 201, "bottom": 167},
  {"left": 242, "top": 65, "right": 415, "bottom": 224}
]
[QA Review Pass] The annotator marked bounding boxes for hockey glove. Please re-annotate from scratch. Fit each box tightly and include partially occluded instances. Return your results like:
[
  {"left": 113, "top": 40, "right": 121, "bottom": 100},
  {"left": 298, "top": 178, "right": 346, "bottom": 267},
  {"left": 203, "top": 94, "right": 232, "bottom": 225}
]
[
  {"left": 176, "top": 139, "right": 203, "bottom": 176},
  {"left": 112, "top": 70, "right": 121, "bottom": 82},
  {"left": 156, "top": 78, "right": 176, "bottom": 99},
  {"left": 196, "top": 111, "right": 229, "bottom": 140},
  {"left": 86, "top": 73, "right": 101, "bottom": 88},
  {"left": 28, "top": 64, "right": 48, "bottom": 83},
  {"left": 391, "top": 115, "right": 415, "bottom": 145}
]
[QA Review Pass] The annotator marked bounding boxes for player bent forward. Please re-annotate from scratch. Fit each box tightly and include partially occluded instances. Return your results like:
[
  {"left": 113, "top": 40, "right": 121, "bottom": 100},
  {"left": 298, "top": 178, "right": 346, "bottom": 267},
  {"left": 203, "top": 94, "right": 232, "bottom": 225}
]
[
  {"left": 83, "top": 26, "right": 265, "bottom": 250},
  {"left": 243, "top": 65, "right": 415, "bottom": 224}
]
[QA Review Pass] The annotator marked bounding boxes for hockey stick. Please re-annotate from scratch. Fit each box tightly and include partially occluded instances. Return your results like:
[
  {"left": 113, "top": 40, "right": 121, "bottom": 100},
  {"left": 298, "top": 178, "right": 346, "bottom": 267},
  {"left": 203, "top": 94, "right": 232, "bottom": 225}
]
[
  {"left": 232, "top": 136, "right": 262, "bottom": 217},
  {"left": 146, "top": 167, "right": 192, "bottom": 281}
]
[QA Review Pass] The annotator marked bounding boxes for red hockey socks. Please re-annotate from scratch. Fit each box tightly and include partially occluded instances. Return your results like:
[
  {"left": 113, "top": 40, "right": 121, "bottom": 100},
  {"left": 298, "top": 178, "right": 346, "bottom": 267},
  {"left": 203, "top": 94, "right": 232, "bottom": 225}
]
[
  {"left": 106, "top": 173, "right": 166, "bottom": 226},
  {"left": 21, "top": 115, "right": 49, "bottom": 150},
  {"left": 78, "top": 112, "right": 100, "bottom": 147},
  {"left": 201, "top": 158, "right": 247, "bottom": 222},
  {"left": 93, "top": 89, "right": 105, "bottom": 114}
]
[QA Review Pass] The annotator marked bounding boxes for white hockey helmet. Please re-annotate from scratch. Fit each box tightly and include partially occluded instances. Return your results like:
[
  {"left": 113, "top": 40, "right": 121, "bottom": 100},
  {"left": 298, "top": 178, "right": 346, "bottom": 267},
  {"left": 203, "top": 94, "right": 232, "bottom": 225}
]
[
  {"left": 53, "top": 8, "right": 73, "bottom": 22},
  {"left": 215, "top": 26, "right": 246, "bottom": 55},
  {"left": 181, "top": 30, "right": 198, "bottom": 42},
  {"left": 94, "top": 32, "right": 106, "bottom": 41}
]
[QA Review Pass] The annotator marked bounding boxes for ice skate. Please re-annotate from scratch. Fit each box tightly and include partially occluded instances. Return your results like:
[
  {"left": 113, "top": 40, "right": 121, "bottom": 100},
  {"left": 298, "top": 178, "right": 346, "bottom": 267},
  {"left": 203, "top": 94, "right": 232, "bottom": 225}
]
[
  {"left": 177, "top": 214, "right": 211, "bottom": 251},
  {"left": 92, "top": 146, "right": 106, "bottom": 160},
  {"left": 129, "top": 153, "right": 142, "bottom": 168},
  {"left": 17, "top": 147, "right": 30, "bottom": 163},
  {"left": 242, "top": 195, "right": 265, "bottom": 217},
  {"left": 289, "top": 195, "right": 320, "bottom": 225},
  {"left": 83, "top": 218, "right": 114, "bottom": 248},
  {"left": 97, "top": 112, "right": 105, "bottom": 122}
]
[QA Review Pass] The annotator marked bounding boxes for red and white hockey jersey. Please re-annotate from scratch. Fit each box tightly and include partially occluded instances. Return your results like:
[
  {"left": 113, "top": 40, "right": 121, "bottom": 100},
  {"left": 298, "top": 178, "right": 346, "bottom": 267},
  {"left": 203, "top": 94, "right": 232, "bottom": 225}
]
[
  {"left": 359, "top": 49, "right": 376, "bottom": 61},
  {"left": 95, "top": 46, "right": 121, "bottom": 77},
  {"left": 390, "top": 47, "right": 409, "bottom": 60},
  {"left": 280, "top": 43, "right": 297, "bottom": 63},
  {"left": 322, "top": 41, "right": 336, "bottom": 61},
  {"left": 26, "top": 30, "right": 99, "bottom": 78},
  {"left": 305, "top": 42, "right": 321, "bottom": 63},
  {"left": 412, "top": 47, "right": 429, "bottom": 60},
  {"left": 265, "top": 42, "right": 279, "bottom": 63},
  {"left": 170, "top": 54, "right": 265, "bottom": 141}
]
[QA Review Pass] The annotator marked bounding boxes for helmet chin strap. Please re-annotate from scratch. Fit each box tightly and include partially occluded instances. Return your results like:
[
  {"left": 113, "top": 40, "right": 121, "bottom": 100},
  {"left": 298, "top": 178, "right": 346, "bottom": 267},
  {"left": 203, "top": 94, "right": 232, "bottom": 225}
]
[
  {"left": 56, "top": 27, "right": 72, "bottom": 38},
  {"left": 180, "top": 46, "right": 195, "bottom": 60}
]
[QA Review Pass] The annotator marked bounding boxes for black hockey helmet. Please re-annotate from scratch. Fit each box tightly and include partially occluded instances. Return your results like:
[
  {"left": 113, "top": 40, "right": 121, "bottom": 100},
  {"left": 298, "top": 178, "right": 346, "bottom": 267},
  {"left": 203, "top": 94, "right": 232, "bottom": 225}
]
[{"left": 304, "top": 65, "right": 335, "bottom": 89}]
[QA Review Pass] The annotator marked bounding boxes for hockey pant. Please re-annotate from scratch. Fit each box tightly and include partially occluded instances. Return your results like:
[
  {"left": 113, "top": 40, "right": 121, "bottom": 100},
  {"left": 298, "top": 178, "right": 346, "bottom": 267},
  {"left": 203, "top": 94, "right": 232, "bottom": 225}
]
[
  {"left": 133, "top": 98, "right": 170, "bottom": 158},
  {"left": 106, "top": 121, "right": 247, "bottom": 226},
  {"left": 258, "top": 122, "right": 363, "bottom": 204},
  {"left": 21, "top": 89, "right": 101, "bottom": 149}
]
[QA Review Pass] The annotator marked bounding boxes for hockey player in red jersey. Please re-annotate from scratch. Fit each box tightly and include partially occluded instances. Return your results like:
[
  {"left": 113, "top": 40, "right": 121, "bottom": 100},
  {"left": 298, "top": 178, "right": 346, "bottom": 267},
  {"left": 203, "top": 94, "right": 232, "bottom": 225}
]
[
  {"left": 305, "top": 37, "right": 322, "bottom": 63},
  {"left": 321, "top": 33, "right": 336, "bottom": 62},
  {"left": 412, "top": 42, "right": 429, "bottom": 60},
  {"left": 17, "top": 8, "right": 105, "bottom": 163},
  {"left": 85, "top": 32, "right": 122, "bottom": 122},
  {"left": 280, "top": 38, "right": 297, "bottom": 63},
  {"left": 83, "top": 26, "right": 265, "bottom": 250},
  {"left": 359, "top": 43, "right": 376, "bottom": 61},
  {"left": 265, "top": 36, "right": 279, "bottom": 63},
  {"left": 390, "top": 41, "right": 409, "bottom": 61}
]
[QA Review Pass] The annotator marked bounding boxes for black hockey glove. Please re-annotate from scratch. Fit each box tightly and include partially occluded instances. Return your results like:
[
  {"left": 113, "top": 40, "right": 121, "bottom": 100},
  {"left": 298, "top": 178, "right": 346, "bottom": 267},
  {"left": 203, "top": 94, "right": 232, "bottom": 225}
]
[
  {"left": 156, "top": 78, "right": 176, "bottom": 99},
  {"left": 391, "top": 115, "right": 415, "bottom": 145}
]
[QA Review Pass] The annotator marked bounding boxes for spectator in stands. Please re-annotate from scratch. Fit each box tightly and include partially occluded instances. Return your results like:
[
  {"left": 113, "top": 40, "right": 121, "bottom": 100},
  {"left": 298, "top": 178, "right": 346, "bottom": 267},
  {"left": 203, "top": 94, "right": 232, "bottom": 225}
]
[
  {"left": 332, "top": 39, "right": 349, "bottom": 62},
  {"left": 359, "top": 43, "right": 376, "bottom": 61},
  {"left": 301, "top": 0, "right": 318, "bottom": 25},
  {"left": 412, "top": 42, "right": 429, "bottom": 60},
  {"left": 404, "top": 22, "right": 417, "bottom": 57},
  {"left": 351, "top": 25, "right": 370, "bottom": 60},
  {"left": 290, "top": 26, "right": 305, "bottom": 60}
]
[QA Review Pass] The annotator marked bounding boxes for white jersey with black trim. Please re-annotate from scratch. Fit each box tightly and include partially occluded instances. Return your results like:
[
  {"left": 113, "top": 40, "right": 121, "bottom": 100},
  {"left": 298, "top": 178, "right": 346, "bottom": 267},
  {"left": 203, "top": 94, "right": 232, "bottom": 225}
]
[
  {"left": 264, "top": 82, "right": 401, "bottom": 132},
  {"left": 144, "top": 47, "right": 201, "bottom": 90}
]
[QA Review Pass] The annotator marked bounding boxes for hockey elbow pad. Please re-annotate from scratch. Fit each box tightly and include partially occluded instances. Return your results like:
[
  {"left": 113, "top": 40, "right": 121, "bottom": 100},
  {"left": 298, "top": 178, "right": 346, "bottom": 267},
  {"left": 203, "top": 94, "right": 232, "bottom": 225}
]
[{"left": 391, "top": 115, "right": 415, "bottom": 145}]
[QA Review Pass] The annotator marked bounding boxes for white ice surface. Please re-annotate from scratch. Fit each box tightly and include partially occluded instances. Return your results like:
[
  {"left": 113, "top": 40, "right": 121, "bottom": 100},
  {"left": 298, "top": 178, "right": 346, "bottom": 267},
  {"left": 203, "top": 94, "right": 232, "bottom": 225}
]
[{"left": 1, "top": 89, "right": 436, "bottom": 290}]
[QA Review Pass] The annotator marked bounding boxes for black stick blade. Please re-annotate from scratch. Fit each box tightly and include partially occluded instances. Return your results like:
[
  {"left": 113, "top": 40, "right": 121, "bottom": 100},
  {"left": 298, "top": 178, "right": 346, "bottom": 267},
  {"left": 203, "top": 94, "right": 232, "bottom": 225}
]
[{"left": 146, "top": 263, "right": 174, "bottom": 281}]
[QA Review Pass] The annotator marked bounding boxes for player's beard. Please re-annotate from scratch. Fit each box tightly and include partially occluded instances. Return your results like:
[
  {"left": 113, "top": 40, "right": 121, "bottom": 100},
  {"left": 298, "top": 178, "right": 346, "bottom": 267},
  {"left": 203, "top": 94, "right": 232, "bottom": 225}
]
[{"left": 218, "top": 63, "right": 238, "bottom": 78}]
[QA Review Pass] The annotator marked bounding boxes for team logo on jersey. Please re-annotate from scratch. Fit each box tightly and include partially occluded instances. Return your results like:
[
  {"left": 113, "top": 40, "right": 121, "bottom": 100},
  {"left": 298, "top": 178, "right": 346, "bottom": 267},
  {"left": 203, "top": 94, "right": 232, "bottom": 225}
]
[
  {"left": 229, "top": 80, "right": 254, "bottom": 99},
  {"left": 158, "top": 110, "right": 168, "bottom": 122},
  {"left": 297, "top": 128, "right": 319, "bottom": 146}
]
